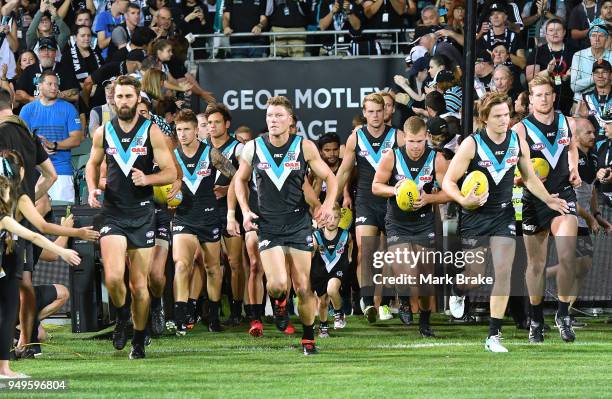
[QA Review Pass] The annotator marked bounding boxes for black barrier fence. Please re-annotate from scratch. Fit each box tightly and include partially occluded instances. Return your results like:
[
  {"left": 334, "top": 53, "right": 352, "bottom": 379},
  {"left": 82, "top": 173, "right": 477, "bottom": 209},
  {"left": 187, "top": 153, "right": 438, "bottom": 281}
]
[
  {"left": 360, "top": 234, "right": 612, "bottom": 300},
  {"left": 196, "top": 56, "right": 408, "bottom": 142}
]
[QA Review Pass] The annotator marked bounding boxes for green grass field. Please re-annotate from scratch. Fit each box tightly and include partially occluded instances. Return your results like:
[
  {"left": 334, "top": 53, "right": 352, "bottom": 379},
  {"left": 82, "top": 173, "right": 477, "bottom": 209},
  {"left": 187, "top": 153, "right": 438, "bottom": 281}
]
[{"left": 5, "top": 314, "right": 612, "bottom": 399}]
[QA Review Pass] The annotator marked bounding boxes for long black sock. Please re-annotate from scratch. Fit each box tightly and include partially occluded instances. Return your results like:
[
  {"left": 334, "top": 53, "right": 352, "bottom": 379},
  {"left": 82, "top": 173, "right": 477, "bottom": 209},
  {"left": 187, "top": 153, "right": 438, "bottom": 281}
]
[
  {"left": 132, "top": 329, "right": 146, "bottom": 346},
  {"left": 117, "top": 302, "right": 130, "bottom": 321},
  {"left": 150, "top": 295, "right": 162, "bottom": 310},
  {"left": 302, "top": 323, "right": 315, "bottom": 341},
  {"left": 209, "top": 301, "right": 220, "bottom": 322},
  {"left": 381, "top": 296, "right": 393, "bottom": 307},
  {"left": 232, "top": 300, "right": 243, "bottom": 317},
  {"left": 187, "top": 298, "right": 197, "bottom": 319},
  {"left": 257, "top": 304, "right": 265, "bottom": 320},
  {"left": 399, "top": 296, "right": 410, "bottom": 307},
  {"left": 531, "top": 302, "right": 544, "bottom": 324},
  {"left": 244, "top": 304, "right": 252, "bottom": 320},
  {"left": 558, "top": 301, "right": 570, "bottom": 318},
  {"left": 419, "top": 310, "right": 431, "bottom": 327},
  {"left": 488, "top": 317, "right": 503, "bottom": 338},
  {"left": 174, "top": 301, "right": 187, "bottom": 325}
]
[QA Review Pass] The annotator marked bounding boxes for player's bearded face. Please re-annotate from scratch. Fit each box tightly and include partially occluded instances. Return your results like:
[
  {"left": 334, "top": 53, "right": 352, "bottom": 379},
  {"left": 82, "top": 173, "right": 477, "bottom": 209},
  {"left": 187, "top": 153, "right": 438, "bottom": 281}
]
[{"left": 117, "top": 103, "right": 137, "bottom": 121}]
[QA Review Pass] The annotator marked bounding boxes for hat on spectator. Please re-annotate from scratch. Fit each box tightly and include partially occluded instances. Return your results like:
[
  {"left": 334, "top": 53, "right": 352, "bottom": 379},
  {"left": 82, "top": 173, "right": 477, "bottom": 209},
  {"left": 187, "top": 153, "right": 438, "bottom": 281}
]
[
  {"left": 431, "top": 70, "right": 454, "bottom": 85},
  {"left": 593, "top": 59, "right": 612, "bottom": 73},
  {"left": 487, "top": 1, "right": 509, "bottom": 15},
  {"left": 475, "top": 49, "right": 493, "bottom": 64},
  {"left": 127, "top": 49, "right": 146, "bottom": 62},
  {"left": 427, "top": 117, "right": 449, "bottom": 136},
  {"left": 406, "top": 45, "right": 428, "bottom": 64},
  {"left": 38, "top": 36, "right": 58, "bottom": 50},
  {"left": 589, "top": 18, "right": 609, "bottom": 37},
  {"left": 102, "top": 76, "right": 117, "bottom": 88},
  {"left": 407, "top": 55, "right": 431, "bottom": 77},
  {"left": 410, "top": 26, "right": 438, "bottom": 45}
]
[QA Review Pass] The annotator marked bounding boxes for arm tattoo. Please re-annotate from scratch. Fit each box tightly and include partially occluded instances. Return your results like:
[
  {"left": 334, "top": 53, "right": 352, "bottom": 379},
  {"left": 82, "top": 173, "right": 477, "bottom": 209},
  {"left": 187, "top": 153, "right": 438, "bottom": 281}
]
[{"left": 211, "top": 147, "right": 236, "bottom": 178}]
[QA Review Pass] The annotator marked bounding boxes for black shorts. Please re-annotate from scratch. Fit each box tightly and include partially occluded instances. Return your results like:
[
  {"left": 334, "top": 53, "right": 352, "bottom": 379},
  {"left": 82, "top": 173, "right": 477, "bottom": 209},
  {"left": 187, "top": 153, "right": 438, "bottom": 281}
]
[
  {"left": 21, "top": 241, "right": 35, "bottom": 274},
  {"left": 355, "top": 198, "right": 386, "bottom": 230},
  {"left": 576, "top": 227, "right": 593, "bottom": 258},
  {"left": 258, "top": 213, "right": 313, "bottom": 252},
  {"left": 522, "top": 188, "right": 577, "bottom": 236},
  {"left": 386, "top": 212, "right": 435, "bottom": 248},
  {"left": 100, "top": 212, "right": 156, "bottom": 249},
  {"left": 155, "top": 207, "right": 171, "bottom": 242},
  {"left": 310, "top": 262, "right": 349, "bottom": 295},
  {"left": 34, "top": 284, "right": 58, "bottom": 313},
  {"left": 172, "top": 218, "right": 221, "bottom": 243},
  {"left": 460, "top": 206, "right": 516, "bottom": 248}
]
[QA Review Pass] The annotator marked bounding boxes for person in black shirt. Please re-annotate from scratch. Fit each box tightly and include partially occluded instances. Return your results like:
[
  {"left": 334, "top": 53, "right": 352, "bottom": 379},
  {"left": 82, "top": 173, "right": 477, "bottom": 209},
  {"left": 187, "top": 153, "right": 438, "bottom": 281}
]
[
  {"left": 14, "top": 37, "right": 80, "bottom": 106},
  {"left": 317, "top": 0, "right": 364, "bottom": 56},
  {"left": 108, "top": 26, "right": 156, "bottom": 63},
  {"left": 223, "top": 0, "right": 268, "bottom": 58},
  {"left": 83, "top": 48, "right": 145, "bottom": 108},
  {"left": 476, "top": 2, "right": 526, "bottom": 69},
  {"left": 577, "top": 59, "right": 612, "bottom": 138},
  {"left": 263, "top": 0, "right": 312, "bottom": 57},
  {"left": 526, "top": 18, "right": 574, "bottom": 115},
  {"left": 63, "top": 25, "right": 104, "bottom": 84},
  {"left": 363, "top": 0, "right": 405, "bottom": 54}
]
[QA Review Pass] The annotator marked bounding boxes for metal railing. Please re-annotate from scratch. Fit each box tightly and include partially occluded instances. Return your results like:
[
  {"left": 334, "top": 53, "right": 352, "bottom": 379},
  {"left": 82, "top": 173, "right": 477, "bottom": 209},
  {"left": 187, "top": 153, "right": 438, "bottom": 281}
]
[{"left": 186, "top": 28, "right": 416, "bottom": 62}]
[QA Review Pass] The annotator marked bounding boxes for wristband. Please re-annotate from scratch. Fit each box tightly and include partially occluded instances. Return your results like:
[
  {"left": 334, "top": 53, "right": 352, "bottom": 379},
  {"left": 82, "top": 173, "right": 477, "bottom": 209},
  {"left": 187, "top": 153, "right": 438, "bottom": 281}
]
[
  {"left": 593, "top": 211, "right": 601, "bottom": 218},
  {"left": 53, "top": 141, "right": 58, "bottom": 150}
]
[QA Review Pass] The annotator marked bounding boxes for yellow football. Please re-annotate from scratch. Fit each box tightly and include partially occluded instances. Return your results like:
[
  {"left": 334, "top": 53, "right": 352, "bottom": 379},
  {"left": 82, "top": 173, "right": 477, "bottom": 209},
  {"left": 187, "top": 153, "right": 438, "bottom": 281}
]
[
  {"left": 461, "top": 170, "right": 489, "bottom": 197},
  {"left": 531, "top": 157, "right": 550, "bottom": 179},
  {"left": 153, "top": 184, "right": 183, "bottom": 207},
  {"left": 396, "top": 179, "right": 419, "bottom": 211},
  {"left": 339, "top": 207, "right": 353, "bottom": 230}
]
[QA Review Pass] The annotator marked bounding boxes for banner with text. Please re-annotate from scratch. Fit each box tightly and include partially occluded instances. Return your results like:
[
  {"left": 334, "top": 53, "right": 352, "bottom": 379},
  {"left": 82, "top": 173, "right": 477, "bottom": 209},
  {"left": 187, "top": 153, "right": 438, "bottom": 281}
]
[{"left": 197, "top": 57, "right": 406, "bottom": 142}]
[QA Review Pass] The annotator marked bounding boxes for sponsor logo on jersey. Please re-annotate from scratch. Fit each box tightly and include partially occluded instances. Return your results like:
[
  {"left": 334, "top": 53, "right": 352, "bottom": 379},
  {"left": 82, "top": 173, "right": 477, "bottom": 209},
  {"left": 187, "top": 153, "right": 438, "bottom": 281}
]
[
  {"left": 508, "top": 224, "right": 516, "bottom": 230},
  {"left": 410, "top": 167, "right": 420, "bottom": 172},
  {"left": 419, "top": 175, "right": 433, "bottom": 182},
  {"left": 257, "top": 162, "right": 270, "bottom": 170},
  {"left": 100, "top": 226, "right": 111, "bottom": 234},
  {"left": 522, "top": 224, "right": 536, "bottom": 231},
  {"left": 146, "top": 231, "right": 154, "bottom": 238},
  {"left": 494, "top": 150, "right": 505, "bottom": 155},
  {"left": 478, "top": 160, "right": 492, "bottom": 167},
  {"left": 284, "top": 161, "right": 301, "bottom": 170},
  {"left": 106, "top": 148, "right": 118, "bottom": 155},
  {"left": 336, "top": 248, "right": 345, "bottom": 254},
  {"left": 387, "top": 235, "right": 399, "bottom": 243},
  {"left": 197, "top": 168, "right": 211, "bottom": 177},
  {"left": 140, "top": 201, "right": 150, "bottom": 206},
  {"left": 204, "top": 207, "right": 214, "bottom": 212},
  {"left": 258, "top": 240, "right": 271, "bottom": 249},
  {"left": 173, "top": 225, "right": 184, "bottom": 232},
  {"left": 531, "top": 143, "right": 545, "bottom": 151},
  {"left": 146, "top": 239, "right": 154, "bottom": 244},
  {"left": 273, "top": 153, "right": 283, "bottom": 158},
  {"left": 506, "top": 156, "right": 519, "bottom": 165},
  {"left": 557, "top": 137, "right": 570, "bottom": 146},
  {"left": 381, "top": 148, "right": 391, "bottom": 154},
  {"left": 121, "top": 138, "right": 131, "bottom": 143},
  {"left": 394, "top": 174, "right": 406, "bottom": 181},
  {"left": 212, "top": 228, "right": 220, "bottom": 235},
  {"left": 358, "top": 150, "right": 370, "bottom": 157},
  {"left": 356, "top": 216, "right": 367, "bottom": 223},
  {"left": 131, "top": 146, "right": 147, "bottom": 155},
  {"left": 428, "top": 232, "right": 435, "bottom": 238}
]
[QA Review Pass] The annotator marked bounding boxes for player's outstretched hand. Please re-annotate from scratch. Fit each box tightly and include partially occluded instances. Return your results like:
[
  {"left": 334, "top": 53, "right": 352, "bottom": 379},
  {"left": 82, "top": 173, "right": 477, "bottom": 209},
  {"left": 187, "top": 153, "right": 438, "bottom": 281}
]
[
  {"left": 61, "top": 249, "right": 82, "bottom": 266},
  {"left": 243, "top": 211, "right": 259, "bottom": 232},
  {"left": 88, "top": 189, "right": 103, "bottom": 208}
]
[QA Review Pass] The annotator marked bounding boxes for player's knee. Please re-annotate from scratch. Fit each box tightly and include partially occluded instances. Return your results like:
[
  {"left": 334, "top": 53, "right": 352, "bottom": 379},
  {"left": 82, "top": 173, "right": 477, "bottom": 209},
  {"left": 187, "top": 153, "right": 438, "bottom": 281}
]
[
  {"left": 327, "top": 279, "right": 341, "bottom": 295},
  {"left": 267, "top": 284, "right": 286, "bottom": 298},
  {"left": 205, "top": 263, "right": 221, "bottom": 278},
  {"left": 294, "top": 285, "right": 312, "bottom": 300},
  {"left": 105, "top": 274, "right": 124, "bottom": 291},
  {"left": 55, "top": 285, "right": 70, "bottom": 305},
  {"left": 131, "top": 284, "right": 149, "bottom": 302},
  {"left": 175, "top": 260, "right": 190, "bottom": 276},
  {"left": 249, "top": 258, "right": 261, "bottom": 275}
]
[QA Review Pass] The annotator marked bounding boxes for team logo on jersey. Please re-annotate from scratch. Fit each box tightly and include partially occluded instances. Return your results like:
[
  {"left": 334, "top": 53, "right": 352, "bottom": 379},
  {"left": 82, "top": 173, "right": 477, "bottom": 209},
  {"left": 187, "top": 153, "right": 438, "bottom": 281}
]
[
  {"left": 336, "top": 271, "right": 343, "bottom": 278},
  {"left": 176, "top": 145, "right": 211, "bottom": 195},
  {"left": 257, "top": 162, "right": 270, "bottom": 170},
  {"left": 286, "top": 152, "right": 297, "bottom": 161},
  {"left": 394, "top": 148, "right": 436, "bottom": 191}
]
